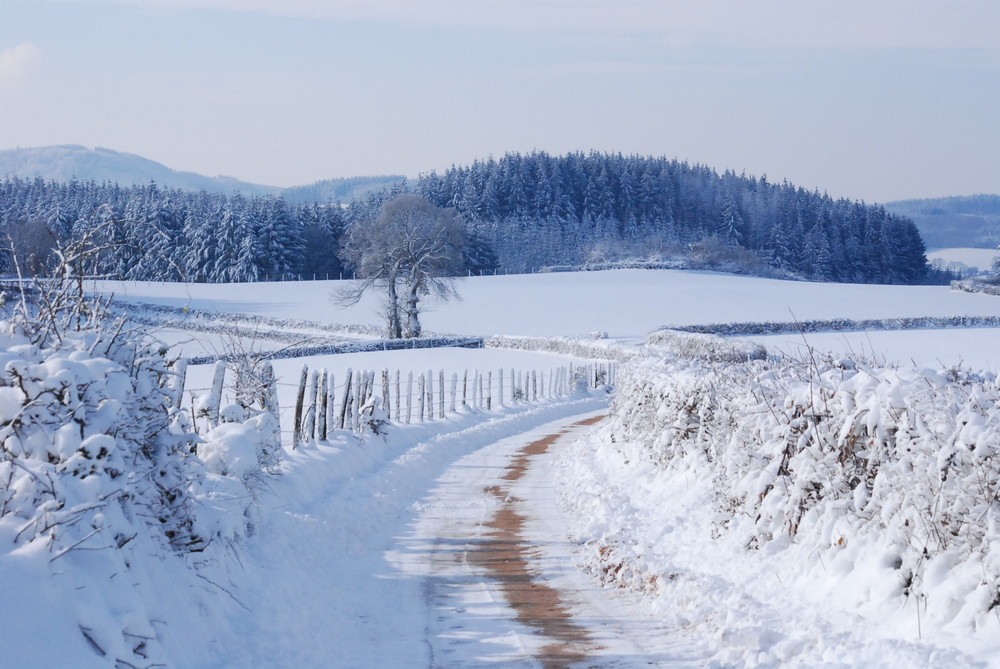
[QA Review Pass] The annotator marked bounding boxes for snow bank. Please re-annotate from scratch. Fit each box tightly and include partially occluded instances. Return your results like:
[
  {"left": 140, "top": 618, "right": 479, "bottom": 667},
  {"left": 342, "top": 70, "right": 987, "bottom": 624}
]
[{"left": 560, "top": 351, "right": 1000, "bottom": 665}]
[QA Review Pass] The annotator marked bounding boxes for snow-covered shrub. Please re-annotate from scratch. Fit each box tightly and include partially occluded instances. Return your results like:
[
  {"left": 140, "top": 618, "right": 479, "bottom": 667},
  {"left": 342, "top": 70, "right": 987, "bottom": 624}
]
[
  {"left": 358, "top": 396, "right": 390, "bottom": 435},
  {"left": 668, "top": 314, "right": 1000, "bottom": 337},
  {"left": 646, "top": 328, "right": 766, "bottom": 362},
  {"left": 596, "top": 351, "right": 1000, "bottom": 633},
  {"left": 952, "top": 279, "right": 1000, "bottom": 297},
  {"left": 486, "top": 334, "right": 636, "bottom": 362},
  {"left": 0, "top": 234, "right": 271, "bottom": 664}
]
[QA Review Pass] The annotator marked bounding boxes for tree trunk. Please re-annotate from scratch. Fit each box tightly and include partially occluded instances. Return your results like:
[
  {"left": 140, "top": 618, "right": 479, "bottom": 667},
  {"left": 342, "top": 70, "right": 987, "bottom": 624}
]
[
  {"left": 386, "top": 277, "right": 402, "bottom": 339},
  {"left": 404, "top": 271, "right": 421, "bottom": 338}
]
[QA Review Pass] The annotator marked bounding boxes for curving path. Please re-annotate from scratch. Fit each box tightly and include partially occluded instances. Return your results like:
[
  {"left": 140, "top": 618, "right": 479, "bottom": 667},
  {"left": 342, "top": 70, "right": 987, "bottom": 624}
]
[{"left": 389, "top": 411, "right": 706, "bottom": 667}]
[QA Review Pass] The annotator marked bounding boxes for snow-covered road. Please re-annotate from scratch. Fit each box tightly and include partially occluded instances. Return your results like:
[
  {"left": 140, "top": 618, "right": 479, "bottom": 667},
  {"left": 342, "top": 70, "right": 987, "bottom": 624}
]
[
  {"left": 215, "top": 398, "right": 656, "bottom": 668},
  {"left": 389, "top": 410, "right": 705, "bottom": 667}
]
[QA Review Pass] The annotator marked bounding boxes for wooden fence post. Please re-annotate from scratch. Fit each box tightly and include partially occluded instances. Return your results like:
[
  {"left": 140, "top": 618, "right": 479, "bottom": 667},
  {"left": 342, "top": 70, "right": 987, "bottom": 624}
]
[
  {"left": 395, "top": 370, "right": 401, "bottom": 423},
  {"left": 340, "top": 368, "right": 353, "bottom": 430},
  {"left": 426, "top": 369, "right": 433, "bottom": 420},
  {"left": 326, "top": 372, "right": 335, "bottom": 435},
  {"left": 352, "top": 371, "right": 363, "bottom": 431},
  {"left": 293, "top": 364, "right": 308, "bottom": 450},
  {"left": 438, "top": 370, "right": 445, "bottom": 419},
  {"left": 382, "top": 369, "right": 391, "bottom": 421},
  {"left": 486, "top": 371, "right": 492, "bottom": 410},
  {"left": 450, "top": 373, "right": 457, "bottom": 413},
  {"left": 318, "top": 369, "right": 328, "bottom": 441},
  {"left": 418, "top": 373, "right": 426, "bottom": 421},
  {"left": 406, "top": 371, "right": 413, "bottom": 424},
  {"left": 305, "top": 369, "right": 319, "bottom": 443}
]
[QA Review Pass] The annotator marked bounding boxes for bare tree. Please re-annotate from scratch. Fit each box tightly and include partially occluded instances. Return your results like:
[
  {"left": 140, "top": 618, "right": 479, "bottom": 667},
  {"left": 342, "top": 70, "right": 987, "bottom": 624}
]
[{"left": 337, "top": 194, "right": 466, "bottom": 338}]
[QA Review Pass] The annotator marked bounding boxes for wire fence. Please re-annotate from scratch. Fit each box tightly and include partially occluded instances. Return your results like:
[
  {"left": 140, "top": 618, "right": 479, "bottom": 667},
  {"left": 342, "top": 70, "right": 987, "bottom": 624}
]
[{"left": 185, "top": 359, "right": 615, "bottom": 448}]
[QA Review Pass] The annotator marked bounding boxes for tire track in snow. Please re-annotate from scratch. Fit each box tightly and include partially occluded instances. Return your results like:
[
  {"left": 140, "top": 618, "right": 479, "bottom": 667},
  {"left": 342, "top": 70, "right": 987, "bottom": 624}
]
[
  {"left": 471, "top": 416, "right": 606, "bottom": 667},
  {"left": 394, "top": 411, "right": 707, "bottom": 667}
]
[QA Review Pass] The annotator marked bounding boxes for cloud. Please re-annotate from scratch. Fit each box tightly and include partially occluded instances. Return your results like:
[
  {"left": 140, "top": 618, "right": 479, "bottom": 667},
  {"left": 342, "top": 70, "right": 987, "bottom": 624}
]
[{"left": 0, "top": 43, "right": 41, "bottom": 88}]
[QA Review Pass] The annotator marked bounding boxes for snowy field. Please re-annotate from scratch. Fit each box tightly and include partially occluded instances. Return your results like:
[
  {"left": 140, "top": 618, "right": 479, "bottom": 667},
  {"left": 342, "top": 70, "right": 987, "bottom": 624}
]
[
  {"left": 7, "top": 268, "right": 1000, "bottom": 668},
  {"left": 99, "top": 269, "right": 1000, "bottom": 370},
  {"left": 97, "top": 268, "right": 1000, "bottom": 337},
  {"left": 745, "top": 327, "right": 1000, "bottom": 373},
  {"left": 927, "top": 247, "right": 999, "bottom": 274}
]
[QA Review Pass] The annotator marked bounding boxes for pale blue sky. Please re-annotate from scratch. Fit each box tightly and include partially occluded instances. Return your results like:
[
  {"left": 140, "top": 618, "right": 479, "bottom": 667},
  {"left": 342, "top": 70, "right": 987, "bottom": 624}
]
[{"left": 1, "top": 0, "right": 997, "bottom": 202}]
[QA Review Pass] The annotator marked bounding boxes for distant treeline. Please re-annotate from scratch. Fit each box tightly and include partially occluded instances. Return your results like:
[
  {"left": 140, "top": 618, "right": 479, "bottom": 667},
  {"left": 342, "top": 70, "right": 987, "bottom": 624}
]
[
  {"left": 886, "top": 194, "right": 1000, "bottom": 250},
  {"left": 0, "top": 178, "right": 352, "bottom": 282},
  {"left": 415, "top": 152, "right": 935, "bottom": 284},
  {"left": 0, "top": 151, "right": 943, "bottom": 285}
]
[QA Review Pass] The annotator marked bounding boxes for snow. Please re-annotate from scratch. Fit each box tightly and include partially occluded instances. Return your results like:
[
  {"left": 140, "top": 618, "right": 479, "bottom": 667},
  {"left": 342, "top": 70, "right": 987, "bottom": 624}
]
[
  {"left": 98, "top": 267, "right": 1000, "bottom": 340},
  {"left": 928, "top": 247, "right": 999, "bottom": 274},
  {"left": 745, "top": 326, "right": 1000, "bottom": 373},
  {"left": 7, "top": 267, "right": 1000, "bottom": 667},
  {"left": 218, "top": 398, "right": 609, "bottom": 668}
]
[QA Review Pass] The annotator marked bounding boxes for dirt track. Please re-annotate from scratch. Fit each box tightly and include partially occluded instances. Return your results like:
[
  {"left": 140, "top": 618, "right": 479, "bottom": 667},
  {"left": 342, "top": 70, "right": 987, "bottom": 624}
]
[{"left": 471, "top": 415, "right": 606, "bottom": 667}]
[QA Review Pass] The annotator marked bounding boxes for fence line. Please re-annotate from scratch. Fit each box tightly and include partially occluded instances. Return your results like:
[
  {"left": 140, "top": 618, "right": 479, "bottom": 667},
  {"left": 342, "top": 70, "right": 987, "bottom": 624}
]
[
  {"left": 185, "top": 359, "right": 614, "bottom": 447},
  {"left": 285, "top": 361, "right": 613, "bottom": 447}
]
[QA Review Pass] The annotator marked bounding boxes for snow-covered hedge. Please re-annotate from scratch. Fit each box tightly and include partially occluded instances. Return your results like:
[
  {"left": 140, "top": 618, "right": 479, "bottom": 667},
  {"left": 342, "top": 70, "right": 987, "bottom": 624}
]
[
  {"left": 112, "top": 300, "right": 385, "bottom": 339},
  {"left": 539, "top": 260, "right": 686, "bottom": 273},
  {"left": 668, "top": 314, "right": 1000, "bottom": 337},
  {"left": 189, "top": 336, "right": 484, "bottom": 366},
  {"left": 0, "top": 285, "right": 274, "bottom": 664},
  {"left": 645, "top": 328, "right": 766, "bottom": 362},
  {"left": 951, "top": 279, "right": 1000, "bottom": 297},
  {"left": 485, "top": 333, "right": 636, "bottom": 362},
  {"left": 590, "top": 352, "right": 1000, "bottom": 636}
]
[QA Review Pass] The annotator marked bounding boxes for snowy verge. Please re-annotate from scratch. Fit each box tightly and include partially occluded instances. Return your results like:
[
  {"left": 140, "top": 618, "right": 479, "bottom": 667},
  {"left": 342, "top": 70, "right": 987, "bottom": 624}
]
[{"left": 557, "top": 352, "right": 1000, "bottom": 666}]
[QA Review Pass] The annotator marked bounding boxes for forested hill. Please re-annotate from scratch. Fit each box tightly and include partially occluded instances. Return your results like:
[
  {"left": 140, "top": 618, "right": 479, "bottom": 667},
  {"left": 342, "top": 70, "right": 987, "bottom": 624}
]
[
  {"left": 415, "top": 152, "right": 931, "bottom": 284},
  {"left": 0, "top": 145, "right": 281, "bottom": 197},
  {"left": 0, "top": 152, "right": 937, "bottom": 285},
  {"left": 885, "top": 194, "right": 1000, "bottom": 250},
  {"left": 0, "top": 178, "right": 352, "bottom": 283}
]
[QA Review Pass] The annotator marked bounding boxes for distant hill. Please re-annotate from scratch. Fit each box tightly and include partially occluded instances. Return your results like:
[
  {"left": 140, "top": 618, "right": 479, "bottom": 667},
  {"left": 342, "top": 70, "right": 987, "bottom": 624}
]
[
  {"left": 0, "top": 145, "right": 404, "bottom": 203},
  {"left": 0, "top": 145, "right": 282, "bottom": 196},
  {"left": 281, "top": 175, "right": 407, "bottom": 205},
  {"left": 886, "top": 195, "right": 1000, "bottom": 250}
]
